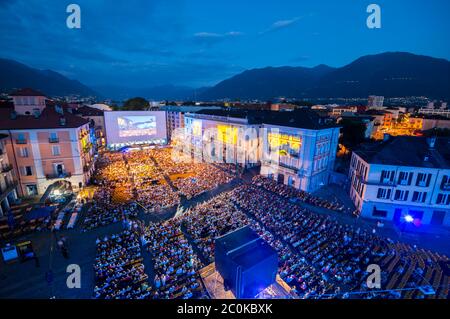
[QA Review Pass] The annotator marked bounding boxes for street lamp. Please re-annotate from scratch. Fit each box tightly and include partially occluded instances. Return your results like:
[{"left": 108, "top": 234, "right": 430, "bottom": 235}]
[{"left": 404, "top": 214, "right": 414, "bottom": 223}]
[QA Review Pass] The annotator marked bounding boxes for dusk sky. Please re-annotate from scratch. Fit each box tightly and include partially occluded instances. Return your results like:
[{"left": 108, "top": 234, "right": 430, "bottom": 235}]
[{"left": 1, "top": 0, "right": 449, "bottom": 88}]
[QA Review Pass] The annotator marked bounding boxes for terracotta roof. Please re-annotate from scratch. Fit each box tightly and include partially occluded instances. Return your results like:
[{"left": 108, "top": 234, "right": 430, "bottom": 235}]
[
  {"left": 10, "top": 88, "right": 46, "bottom": 97},
  {"left": 0, "top": 105, "right": 89, "bottom": 130}
]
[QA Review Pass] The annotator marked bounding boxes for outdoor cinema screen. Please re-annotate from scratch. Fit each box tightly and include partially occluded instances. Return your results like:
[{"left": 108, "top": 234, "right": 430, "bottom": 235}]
[{"left": 105, "top": 111, "right": 167, "bottom": 146}]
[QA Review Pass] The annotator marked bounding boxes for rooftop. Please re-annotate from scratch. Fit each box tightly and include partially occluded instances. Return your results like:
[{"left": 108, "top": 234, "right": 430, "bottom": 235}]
[
  {"left": 192, "top": 108, "right": 339, "bottom": 130},
  {"left": 355, "top": 136, "right": 450, "bottom": 169},
  {"left": 75, "top": 105, "right": 104, "bottom": 116},
  {"left": 0, "top": 103, "right": 90, "bottom": 130},
  {"left": 10, "top": 88, "right": 46, "bottom": 97}
]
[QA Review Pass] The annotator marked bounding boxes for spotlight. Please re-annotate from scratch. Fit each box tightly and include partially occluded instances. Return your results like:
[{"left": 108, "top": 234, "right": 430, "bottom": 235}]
[{"left": 404, "top": 214, "right": 414, "bottom": 223}]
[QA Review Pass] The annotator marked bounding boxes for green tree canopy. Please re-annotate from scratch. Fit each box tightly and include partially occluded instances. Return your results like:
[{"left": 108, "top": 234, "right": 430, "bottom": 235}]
[{"left": 123, "top": 97, "right": 150, "bottom": 110}]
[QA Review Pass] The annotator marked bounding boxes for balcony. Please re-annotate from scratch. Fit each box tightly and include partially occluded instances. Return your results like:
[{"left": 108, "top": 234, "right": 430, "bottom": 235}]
[
  {"left": 46, "top": 172, "right": 72, "bottom": 180},
  {"left": 0, "top": 180, "right": 18, "bottom": 201},
  {"left": 441, "top": 183, "right": 450, "bottom": 191},
  {"left": 48, "top": 137, "right": 59, "bottom": 143},
  {"left": 16, "top": 139, "right": 27, "bottom": 144},
  {"left": 1, "top": 164, "right": 13, "bottom": 173}
]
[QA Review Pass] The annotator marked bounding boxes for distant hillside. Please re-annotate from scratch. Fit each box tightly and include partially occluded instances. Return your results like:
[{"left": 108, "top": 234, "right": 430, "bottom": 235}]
[
  {"left": 200, "top": 52, "right": 450, "bottom": 100},
  {"left": 92, "top": 84, "right": 208, "bottom": 101},
  {"left": 0, "top": 58, "right": 97, "bottom": 97}
]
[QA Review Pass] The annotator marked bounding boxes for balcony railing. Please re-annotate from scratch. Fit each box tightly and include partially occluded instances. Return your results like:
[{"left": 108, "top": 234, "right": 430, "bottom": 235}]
[
  {"left": 1, "top": 164, "right": 13, "bottom": 173},
  {"left": 49, "top": 137, "right": 59, "bottom": 143},
  {"left": 16, "top": 139, "right": 27, "bottom": 144},
  {"left": 441, "top": 183, "right": 450, "bottom": 191},
  {"left": 46, "top": 172, "right": 72, "bottom": 180}
]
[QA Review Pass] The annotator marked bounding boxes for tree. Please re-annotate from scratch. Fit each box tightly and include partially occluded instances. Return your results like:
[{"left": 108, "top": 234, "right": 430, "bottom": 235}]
[
  {"left": 123, "top": 97, "right": 149, "bottom": 110},
  {"left": 339, "top": 119, "right": 367, "bottom": 148}
]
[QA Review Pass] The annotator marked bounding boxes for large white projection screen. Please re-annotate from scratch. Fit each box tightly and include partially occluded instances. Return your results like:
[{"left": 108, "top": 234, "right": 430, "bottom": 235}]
[{"left": 105, "top": 111, "right": 167, "bottom": 146}]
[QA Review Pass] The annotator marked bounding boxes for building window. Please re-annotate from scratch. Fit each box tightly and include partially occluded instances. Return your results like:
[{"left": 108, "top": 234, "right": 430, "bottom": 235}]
[
  {"left": 49, "top": 132, "right": 59, "bottom": 143},
  {"left": 416, "top": 173, "right": 432, "bottom": 187},
  {"left": 21, "top": 166, "right": 33, "bottom": 176},
  {"left": 19, "top": 147, "right": 29, "bottom": 158},
  {"left": 394, "top": 190, "right": 409, "bottom": 201},
  {"left": 376, "top": 188, "right": 391, "bottom": 199},
  {"left": 52, "top": 145, "right": 61, "bottom": 156},
  {"left": 398, "top": 171, "right": 413, "bottom": 186},
  {"left": 441, "top": 175, "right": 450, "bottom": 191},
  {"left": 436, "top": 194, "right": 450, "bottom": 205},
  {"left": 26, "top": 184, "right": 38, "bottom": 196},
  {"left": 17, "top": 133, "right": 26, "bottom": 144},
  {"left": 372, "top": 208, "right": 388, "bottom": 218},
  {"left": 380, "top": 170, "right": 395, "bottom": 184},
  {"left": 412, "top": 191, "right": 427, "bottom": 203}
]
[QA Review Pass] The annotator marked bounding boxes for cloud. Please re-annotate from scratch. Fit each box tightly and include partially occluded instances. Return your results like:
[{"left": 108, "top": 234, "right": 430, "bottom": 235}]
[{"left": 260, "top": 17, "right": 301, "bottom": 34}]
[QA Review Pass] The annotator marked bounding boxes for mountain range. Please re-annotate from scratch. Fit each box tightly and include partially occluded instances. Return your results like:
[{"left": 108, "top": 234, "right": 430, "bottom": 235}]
[
  {"left": 1, "top": 52, "right": 449, "bottom": 101},
  {"left": 0, "top": 58, "right": 96, "bottom": 97},
  {"left": 199, "top": 52, "right": 450, "bottom": 100}
]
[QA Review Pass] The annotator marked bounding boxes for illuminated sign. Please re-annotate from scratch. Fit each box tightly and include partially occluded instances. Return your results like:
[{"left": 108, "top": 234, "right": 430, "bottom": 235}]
[
  {"left": 192, "top": 120, "right": 202, "bottom": 137},
  {"left": 217, "top": 125, "right": 238, "bottom": 144},
  {"left": 268, "top": 133, "right": 301, "bottom": 153}
]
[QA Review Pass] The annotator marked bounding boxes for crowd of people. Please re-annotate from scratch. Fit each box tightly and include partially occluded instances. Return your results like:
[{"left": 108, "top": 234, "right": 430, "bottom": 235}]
[
  {"left": 181, "top": 193, "right": 249, "bottom": 263},
  {"left": 181, "top": 189, "right": 339, "bottom": 298},
  {"left": 94, "top": 230, "right": 151, "bottom": 299},
  {"left": 83, "top": 149, "right": 235, "bottom": 223},
  {"left": 230, "top": 184, "right": 448, "bottom": 298},
  {"left": 152, "top": 147, "right": 235, "bottom": 199},
  {"left": 85, "top": 148, "right": 448, "bottom": 299},
  {"left": 252, "top": 176, "right": 344, "bottom": 211},
  {"left": 125, "top": 149, "right": 181, "bottom": 211},
  {"left": 82, "top": 152, "right": 139, "bottom": 231},
  {"left": 143, "top": 220, "right": 208, "bottom": 299}
]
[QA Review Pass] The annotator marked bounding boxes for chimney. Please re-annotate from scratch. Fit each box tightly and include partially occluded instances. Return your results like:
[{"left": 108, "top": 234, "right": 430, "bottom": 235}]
[{"left": 60, "top": 116, "right": 66, "bottom": 126}]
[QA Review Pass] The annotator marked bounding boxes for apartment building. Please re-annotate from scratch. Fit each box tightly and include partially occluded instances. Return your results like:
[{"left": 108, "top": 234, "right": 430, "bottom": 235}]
[
  {"left": 74, "top": 105, "right": 106, "bottom": 149},
  {"left": 418, "top": 108, "right": 450, "bottom": 119},
  {"left": 166, "top": 109, "right": 185, "bottom": 140},
  {"left": 0, "top": 88, "right": 95, "bottom": 197},
  {"left": 183, "top": 109, "right": 340, "bottom": 192},
  {"left": 349, "top": 136, "right": 450, "bottom": 227},
  {"left": 0, "top": 134, "right": 19, "bottom": 217}
]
